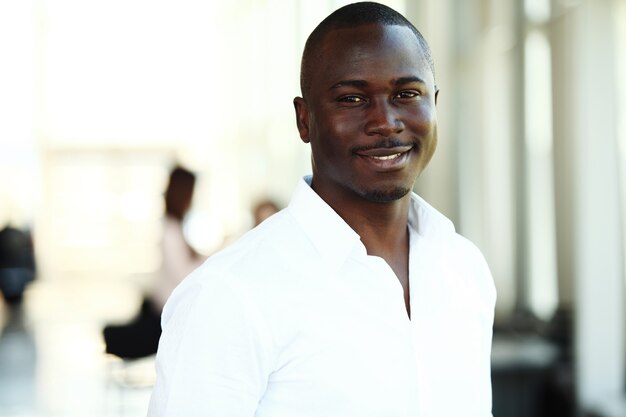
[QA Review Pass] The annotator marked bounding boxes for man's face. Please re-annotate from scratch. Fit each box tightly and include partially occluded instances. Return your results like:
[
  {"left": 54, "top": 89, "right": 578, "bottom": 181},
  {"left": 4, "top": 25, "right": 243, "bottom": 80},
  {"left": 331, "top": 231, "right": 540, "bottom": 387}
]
[{"left": 294, "top": 24, "right": 438, "bottom": 204}]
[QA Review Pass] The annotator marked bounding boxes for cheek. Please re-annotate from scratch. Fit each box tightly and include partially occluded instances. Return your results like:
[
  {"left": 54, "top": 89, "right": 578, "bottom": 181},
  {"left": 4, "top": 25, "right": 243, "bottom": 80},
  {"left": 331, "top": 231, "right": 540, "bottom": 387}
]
[
  {"left": 419, "top": 122, "right": 438, "bottom": 167},
  {"left": 407, "top": 106, "right": 438, "bottom": 162},
  {"left": 410, "top": 105, "right": 437, "bottom": 134},
  {"left": 316, "top": 112, "right": 359, "bottom": 146},
  {"left": 424, "top": 125, "right": 438, "bottom": 156},
  {"left": 313, "top": 113, "right": 356, "bottom": 153}
]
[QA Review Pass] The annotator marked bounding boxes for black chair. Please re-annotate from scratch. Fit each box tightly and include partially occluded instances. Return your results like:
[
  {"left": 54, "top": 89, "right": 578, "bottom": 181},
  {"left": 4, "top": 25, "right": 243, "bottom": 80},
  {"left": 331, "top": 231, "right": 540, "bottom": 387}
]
[{"left": 0, "top": 226, "right": 36, "bottom": 304}]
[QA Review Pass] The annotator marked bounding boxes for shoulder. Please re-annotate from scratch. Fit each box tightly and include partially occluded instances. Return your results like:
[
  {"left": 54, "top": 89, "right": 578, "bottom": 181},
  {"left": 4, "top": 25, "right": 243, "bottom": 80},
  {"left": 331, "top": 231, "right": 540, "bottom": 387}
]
[
  {"left": 209, "top": 209, "right": 312, "bottom": 279},
  {"left": 410, "top": 194, "right": 496, "bottom": 308},
  {"left": 410, "top": 192, "right": 490, "bottom": 278},
  {"left": 446, "top": 232, "right": 497, "bottom": 310},
  {"left": 163, "top": 208, "right": 314, "bottom": 313}
]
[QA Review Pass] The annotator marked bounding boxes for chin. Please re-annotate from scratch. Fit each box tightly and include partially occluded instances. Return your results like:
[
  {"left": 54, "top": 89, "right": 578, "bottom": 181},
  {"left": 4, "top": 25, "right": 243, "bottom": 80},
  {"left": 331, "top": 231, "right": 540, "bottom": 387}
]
[{"left": 362, "top": 186, "right": 411, "bottom": 203}]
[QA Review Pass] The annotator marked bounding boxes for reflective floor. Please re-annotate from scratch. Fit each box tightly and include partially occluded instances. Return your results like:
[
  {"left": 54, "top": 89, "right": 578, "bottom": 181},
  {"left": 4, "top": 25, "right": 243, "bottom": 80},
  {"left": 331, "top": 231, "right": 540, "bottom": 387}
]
[{"left": 0, "top": 279, "right": 153, "bottom": 417}]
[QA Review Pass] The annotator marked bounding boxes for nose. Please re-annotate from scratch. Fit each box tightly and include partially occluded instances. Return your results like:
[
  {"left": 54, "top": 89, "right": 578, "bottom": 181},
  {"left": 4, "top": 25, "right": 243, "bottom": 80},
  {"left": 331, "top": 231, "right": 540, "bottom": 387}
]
[{"left": 364, "top": 98, "right": 404, "bottom": 137}]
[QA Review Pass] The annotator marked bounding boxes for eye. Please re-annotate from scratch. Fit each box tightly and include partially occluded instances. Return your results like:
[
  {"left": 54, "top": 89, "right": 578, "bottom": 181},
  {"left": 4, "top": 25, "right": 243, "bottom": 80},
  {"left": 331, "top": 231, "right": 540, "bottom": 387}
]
[
  {"left": 395, "top": 90, "right": 420, "bottom": 100},
  {"left": 337, "top": 95, "right": 365, "bottom": 104}
]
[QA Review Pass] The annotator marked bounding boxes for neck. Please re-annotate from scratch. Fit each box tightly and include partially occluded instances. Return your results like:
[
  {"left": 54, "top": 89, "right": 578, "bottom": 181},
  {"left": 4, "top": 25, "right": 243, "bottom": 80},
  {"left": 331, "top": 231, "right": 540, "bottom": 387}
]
[
  {"left": 314, "top": 184, "right": 413, "bottom": 318},
  {"left": 327, "top": 193, "right": 412, "bottom": 258},
  {"left": 353, "top": 204, "right": 410, "bottom": 259},
  {"left": 342, "top": 196, "right": 412, "bottom": 319}
]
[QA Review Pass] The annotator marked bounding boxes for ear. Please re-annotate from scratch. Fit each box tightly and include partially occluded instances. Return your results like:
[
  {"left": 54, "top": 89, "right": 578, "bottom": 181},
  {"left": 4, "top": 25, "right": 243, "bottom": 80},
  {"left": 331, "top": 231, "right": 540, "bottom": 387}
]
[{"left": 293, "top": 97, "right": 310, "bottom": 143}]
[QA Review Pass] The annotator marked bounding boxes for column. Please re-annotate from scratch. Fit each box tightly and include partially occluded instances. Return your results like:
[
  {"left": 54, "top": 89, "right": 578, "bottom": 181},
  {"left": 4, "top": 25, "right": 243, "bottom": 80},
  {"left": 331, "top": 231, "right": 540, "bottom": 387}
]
[{"left": 551, "top": 0, "right": 624, "bottom": 410}]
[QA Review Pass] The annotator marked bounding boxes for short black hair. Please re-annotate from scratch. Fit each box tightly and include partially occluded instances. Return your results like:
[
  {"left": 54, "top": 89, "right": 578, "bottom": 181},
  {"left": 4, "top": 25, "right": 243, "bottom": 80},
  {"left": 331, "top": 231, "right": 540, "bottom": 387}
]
[{"left": 299, "top": 1, "right": 435, "bottom": 99}]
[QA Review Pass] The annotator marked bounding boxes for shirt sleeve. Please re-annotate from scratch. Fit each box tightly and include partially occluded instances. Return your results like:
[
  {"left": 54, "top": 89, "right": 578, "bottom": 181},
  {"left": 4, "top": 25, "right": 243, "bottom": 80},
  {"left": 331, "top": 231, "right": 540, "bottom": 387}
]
[{"left": 147, "top": 271, "right": 273, "bottom": 417}]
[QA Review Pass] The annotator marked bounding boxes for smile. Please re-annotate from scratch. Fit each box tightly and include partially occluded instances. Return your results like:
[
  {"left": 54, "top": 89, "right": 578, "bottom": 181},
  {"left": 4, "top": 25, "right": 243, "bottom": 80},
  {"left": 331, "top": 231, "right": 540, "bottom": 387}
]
[
  {"left": 369, "top": 152, "right": 404, "bottom": 161},
  {"left": 355, "top": 147, "right": 413, "bottom": 172}
]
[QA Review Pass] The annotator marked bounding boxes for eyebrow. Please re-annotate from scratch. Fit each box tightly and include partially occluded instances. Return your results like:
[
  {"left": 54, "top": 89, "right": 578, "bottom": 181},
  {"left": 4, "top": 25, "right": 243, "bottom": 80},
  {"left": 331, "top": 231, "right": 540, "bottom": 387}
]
[
  {"left": 330, "top": 76, "right": 426, "bottom": 90},
  {"left": 394, "top": 76, "right": 426, "bottom": 85},
  {"left": 331, "top": 79, "right": 368, "bottom": 89}
]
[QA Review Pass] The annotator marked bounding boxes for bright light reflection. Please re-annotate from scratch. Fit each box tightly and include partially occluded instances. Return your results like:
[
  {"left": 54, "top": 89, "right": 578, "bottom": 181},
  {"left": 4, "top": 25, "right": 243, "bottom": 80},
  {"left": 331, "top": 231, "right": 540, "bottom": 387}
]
[
  {"left": 524, "top": 30, "right": 558, "bottom": 320},
  {"left": 43, "top": 0, "right": 222, "bottom": 147},
  {"left": 524, "top": 0, "right": 550, "bottom": 24}
]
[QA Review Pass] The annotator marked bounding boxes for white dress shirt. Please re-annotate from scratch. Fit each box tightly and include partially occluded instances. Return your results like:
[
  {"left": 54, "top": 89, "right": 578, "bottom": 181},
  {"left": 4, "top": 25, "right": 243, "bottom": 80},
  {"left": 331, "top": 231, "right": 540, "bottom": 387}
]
[{"left": 148, "top": 176, "right": 496, "bottom": 417}]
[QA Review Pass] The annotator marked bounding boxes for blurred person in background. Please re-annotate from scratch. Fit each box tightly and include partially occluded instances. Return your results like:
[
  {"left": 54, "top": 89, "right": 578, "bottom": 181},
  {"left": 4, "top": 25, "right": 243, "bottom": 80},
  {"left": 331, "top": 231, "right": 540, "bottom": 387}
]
[
  {"left": 103, "top": 165, "right": 203, "bottom": 359},
  {"left": 252, "top": 198, "right": 280, "bottom": 227},
  {"left": 217, "top": 199, "right": 281, "bottom": 250},
  {"left": 148, "top": 2, "right": 496, "bottom": 416}
]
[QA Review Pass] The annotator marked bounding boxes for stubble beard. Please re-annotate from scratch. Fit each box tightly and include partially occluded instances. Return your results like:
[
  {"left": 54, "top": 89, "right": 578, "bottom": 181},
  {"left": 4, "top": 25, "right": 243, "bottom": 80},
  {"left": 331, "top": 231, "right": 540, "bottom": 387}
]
[{"left": 361, "top": 186, "right": 411, "bottom": 203}]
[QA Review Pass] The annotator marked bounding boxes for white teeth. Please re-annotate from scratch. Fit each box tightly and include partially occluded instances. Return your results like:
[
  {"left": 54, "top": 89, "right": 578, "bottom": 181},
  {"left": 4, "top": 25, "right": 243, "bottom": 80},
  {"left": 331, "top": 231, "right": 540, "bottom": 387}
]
[{"left": 371, "top": 153, "right": 402, "bottom": 161}]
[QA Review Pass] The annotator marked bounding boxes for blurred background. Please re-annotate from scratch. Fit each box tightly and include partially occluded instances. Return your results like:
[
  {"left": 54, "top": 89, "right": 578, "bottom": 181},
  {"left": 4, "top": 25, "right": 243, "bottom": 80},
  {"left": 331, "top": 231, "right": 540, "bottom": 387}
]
[{"left": 0, "top": 0, "right": 625, "bottom": 416}]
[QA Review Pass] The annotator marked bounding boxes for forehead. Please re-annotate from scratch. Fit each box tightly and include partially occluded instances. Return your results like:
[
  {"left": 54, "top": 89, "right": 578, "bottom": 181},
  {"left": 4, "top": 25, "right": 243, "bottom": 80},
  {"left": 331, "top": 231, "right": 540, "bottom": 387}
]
[{"left": 313, "top": 24, "right": 432, "bottom": 88}]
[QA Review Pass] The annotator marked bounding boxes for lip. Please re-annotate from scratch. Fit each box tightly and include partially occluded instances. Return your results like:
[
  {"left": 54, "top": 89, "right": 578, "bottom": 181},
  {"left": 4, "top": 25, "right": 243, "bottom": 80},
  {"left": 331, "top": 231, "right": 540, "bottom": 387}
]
[
  {"left": 354, "top": 145, "right": 414, "bottom": 171},
  {"left": 355, "top": 145, "right": 414, "bottom": 157}
]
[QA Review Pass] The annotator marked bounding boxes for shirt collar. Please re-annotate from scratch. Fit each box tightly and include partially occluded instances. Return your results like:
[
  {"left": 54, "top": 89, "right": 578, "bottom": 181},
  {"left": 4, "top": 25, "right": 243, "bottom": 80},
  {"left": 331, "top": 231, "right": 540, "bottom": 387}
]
[
  {"left": 407, "top": 192, "right": 455, "bottom": 238},
  {"left": 287, "top": 176, "right": 363, "bottom": 273},
  {"left": 287, "top": 176, "right": 455, "bottom": 272}
]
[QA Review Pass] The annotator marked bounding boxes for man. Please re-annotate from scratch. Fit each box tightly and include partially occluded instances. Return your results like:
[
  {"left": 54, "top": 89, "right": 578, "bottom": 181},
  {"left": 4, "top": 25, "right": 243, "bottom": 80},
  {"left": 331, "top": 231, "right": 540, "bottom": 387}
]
[{"left": 148, "top": 2, "right": 496, "bottom": 416}]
